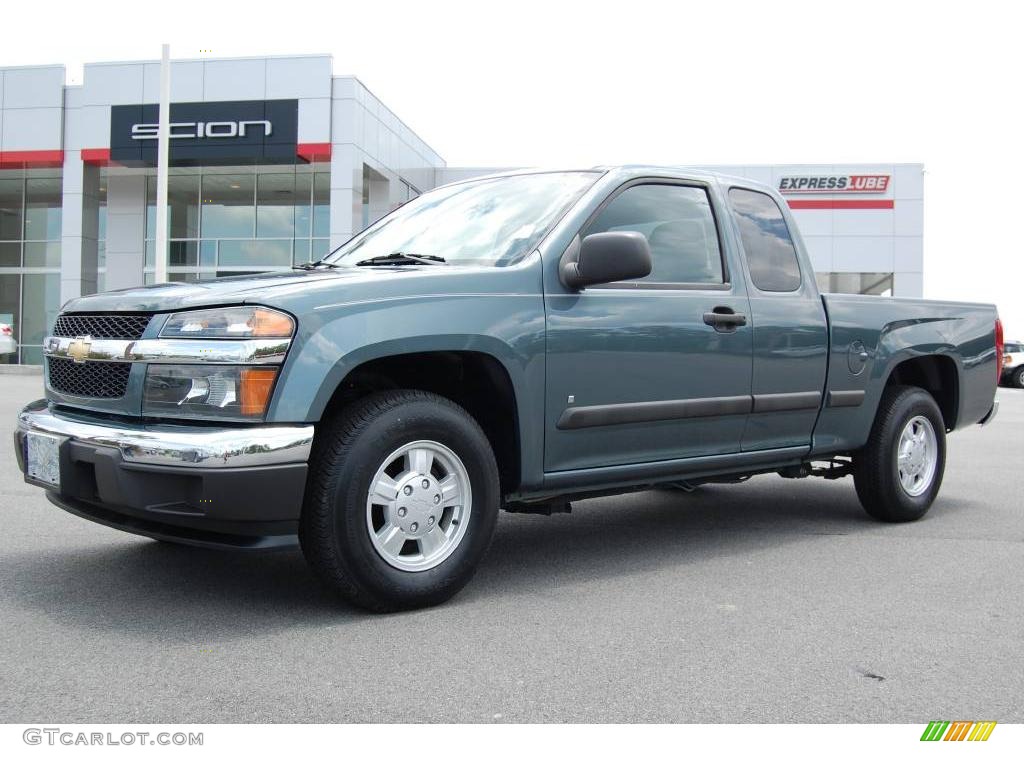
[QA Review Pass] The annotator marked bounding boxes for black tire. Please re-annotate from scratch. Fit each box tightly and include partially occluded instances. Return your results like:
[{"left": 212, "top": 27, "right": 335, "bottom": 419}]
[
  {"left": 299, "top": 389, "right": 500, "bottom": 612},
  {"left": 853, "top": 385, "right": 946, "bottom": 523},
  {"left": 1015, "top": 367, "right": 1024, "bottom": 389}
]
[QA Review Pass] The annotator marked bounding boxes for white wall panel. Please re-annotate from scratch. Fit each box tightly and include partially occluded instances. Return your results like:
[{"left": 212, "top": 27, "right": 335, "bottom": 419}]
[
  {"left": 802, "top": 236, "right": 834, "bottom": 272},
  {"left": 894, "top": 236, "right": 924, "bottom": 273},
  {"left": 298, "top": 97, "right": 331, "bottom": 143},
  {"left": 330, "top": 99, "right": 358, "bottom": 145},
  {"left": 81, "top": 63, "right": 144, "bottom": 106},
  {"left": 331, "top": 77, "right": 358, "bottom": 100},
  {"left": 894, "top": 272, "right": 923, "bottom": 297},
  {"left": 328, "top": 187, "right": 355, "bottom": 249},
  {"left": 104, "top": 175, "right": 147, "bottom": 291},
  {"left": 1, "top": 107, "right": 62, "bottom": 151},
  {"left": 894, "top": 199, "right": 924, "bottom": 237},
  {"left": 142, "top": 61, "right": 205, "bottom": 103},
  {"left": 1, "top": 66, "right": 64, "bottom": 108},
  {"left": 790, "top": 209, "right": 833, "bottom": 237},
  {"left": 832, "top": 209, "right": 893, "bottom": 237},
  {"left": 832, "top": 237, "right": 894, "bottom": 272},
  {"left": 267, "top": 56, "right": 331, "bottom": 99},
  {"left": 63, "top": 105, "right": 109, "bottom": 151},
  {"left": 892, "top": 164, "right": 924, "bottom": 200},
  {"left": 361, "top": 113, "right": 380, "bottom": 162},
  {"left": 202, "top": 59, "right": 266, "bottom": 101}
]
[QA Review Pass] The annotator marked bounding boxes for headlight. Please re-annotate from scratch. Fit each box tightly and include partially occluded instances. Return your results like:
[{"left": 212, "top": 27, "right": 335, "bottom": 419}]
[
  {"left": 142, "top": 365, "right": 278, "bottom": 420},
  {"left": 160, "top": 306, "right": 294, "bottom": 339}
]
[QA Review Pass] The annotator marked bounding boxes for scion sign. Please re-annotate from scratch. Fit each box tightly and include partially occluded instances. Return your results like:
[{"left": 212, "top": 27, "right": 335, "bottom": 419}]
[{"left": 110, "top": 99, "right": 298, "bottom": 166}]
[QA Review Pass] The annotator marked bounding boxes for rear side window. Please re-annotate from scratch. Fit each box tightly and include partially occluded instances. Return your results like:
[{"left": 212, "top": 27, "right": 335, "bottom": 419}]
[
  {"left": 582, "top": 184, "right": 724, "bottom": 285},
  {"left": 728, "top": 188, "right": 802, "bottom": 292},
  {"left": 1007, "top": 343, "right": 1022, "bottom": 353}
]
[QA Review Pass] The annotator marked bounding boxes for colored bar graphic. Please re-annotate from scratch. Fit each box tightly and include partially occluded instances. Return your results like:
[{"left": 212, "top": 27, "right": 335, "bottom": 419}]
[
  {"left": 944, "top": 721, "right": 972, "bottom": 741},
  {"left": 921, "top": 720, "right": 996, "bottom": 741},
  {"left": 921, "top": 721, "right": 950, "bottom": 741},
  {"left": 968, "top": 722, "right": 997, "bottom": 741}
]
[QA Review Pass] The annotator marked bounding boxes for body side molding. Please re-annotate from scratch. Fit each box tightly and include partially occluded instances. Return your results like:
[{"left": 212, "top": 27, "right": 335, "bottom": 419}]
[
  {"left": 752, "top": 391, "right": 822, "bottom": 413},
  {"left": 557, "top": 390, "right": 826, "bottom": 430},
  {"left": 556, "top": 395, "right": 751, "bottom": 430},
  {"left": 827, "top": 389, "right": 866, "bottom": 408}
]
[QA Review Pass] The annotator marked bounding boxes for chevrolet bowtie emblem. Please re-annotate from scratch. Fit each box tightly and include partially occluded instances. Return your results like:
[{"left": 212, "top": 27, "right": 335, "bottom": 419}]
[{"left": 67, "top": 335, "right": 93, "bottom": 364}]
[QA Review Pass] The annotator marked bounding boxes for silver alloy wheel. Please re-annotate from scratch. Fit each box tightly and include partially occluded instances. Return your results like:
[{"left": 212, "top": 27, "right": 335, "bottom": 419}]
[
  {"left": 365, "top": 440, "right": 472, "bottom": 572},
  {"left": 1017, "top": 368, "right": 1024, "bottom": 388},
  {"left": 896, "top": 415, "right": 938, "bottom": 497}
]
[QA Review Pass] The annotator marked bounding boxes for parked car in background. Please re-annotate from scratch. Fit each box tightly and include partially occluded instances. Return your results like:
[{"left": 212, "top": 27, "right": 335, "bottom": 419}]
[
  {"left": 1001, "top": 341, "right": 1024, "bottom": 387},
  {"left": 13, "top": 167, "right": 1003, "bottom": 612},
  {"left": 0, "top": 323, "right": 16, "bottom": 359}
]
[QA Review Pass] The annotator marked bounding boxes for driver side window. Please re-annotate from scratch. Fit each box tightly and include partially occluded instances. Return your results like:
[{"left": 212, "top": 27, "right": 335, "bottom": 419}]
[{"left": 581, "top": 183, "right": 724, "bottom": 285}]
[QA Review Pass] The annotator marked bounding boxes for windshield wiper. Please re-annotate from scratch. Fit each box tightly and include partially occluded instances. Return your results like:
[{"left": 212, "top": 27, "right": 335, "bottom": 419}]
[
  {"left": 293, "top": 259, "right": 342, "bottom": 271},
  {"left": 354, "top": 252, "right": 446, "bottom": 267}
]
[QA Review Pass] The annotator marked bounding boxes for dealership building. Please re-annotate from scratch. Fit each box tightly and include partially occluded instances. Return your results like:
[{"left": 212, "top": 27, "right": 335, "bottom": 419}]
[{"left": 0, "top": 54, "right": 923, "bottom": 364}]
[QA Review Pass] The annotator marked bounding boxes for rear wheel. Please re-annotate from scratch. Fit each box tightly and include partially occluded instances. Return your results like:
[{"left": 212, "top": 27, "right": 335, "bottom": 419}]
[
  {"left": 853, "top": 385, "right": 946, "bottom": 523},
  {"left": 1015, "top": 367, "right": 1024, "bottom": 388},
  {"left": 300, "top": 390, "right": 500, "bottom": 611}
]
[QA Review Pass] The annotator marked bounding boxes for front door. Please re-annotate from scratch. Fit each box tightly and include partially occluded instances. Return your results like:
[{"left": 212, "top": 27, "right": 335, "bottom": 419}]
[{"left": 544, "top": 181, "right": 754, "bottom": 473}]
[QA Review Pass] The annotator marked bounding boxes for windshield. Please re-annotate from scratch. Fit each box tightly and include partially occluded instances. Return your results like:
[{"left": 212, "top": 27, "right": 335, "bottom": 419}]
[{"left": 324, "top": 171, "right": 599, "bottom": 268}]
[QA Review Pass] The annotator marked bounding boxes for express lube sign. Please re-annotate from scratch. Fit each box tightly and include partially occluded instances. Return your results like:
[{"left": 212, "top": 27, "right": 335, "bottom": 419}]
[{"left": 778, "top": 174, "right": 890, "bottom": 194}]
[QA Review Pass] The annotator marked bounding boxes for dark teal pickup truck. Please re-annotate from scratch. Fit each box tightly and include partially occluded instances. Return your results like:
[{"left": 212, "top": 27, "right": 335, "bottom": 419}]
[{"left": 14, "top": 167, "right": 1004, "bottom": 611}]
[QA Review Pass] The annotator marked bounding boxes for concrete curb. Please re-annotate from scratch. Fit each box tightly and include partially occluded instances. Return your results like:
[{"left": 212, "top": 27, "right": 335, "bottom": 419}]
[{"left": 0, "top": 365, "right": 42, "bottom": 375}]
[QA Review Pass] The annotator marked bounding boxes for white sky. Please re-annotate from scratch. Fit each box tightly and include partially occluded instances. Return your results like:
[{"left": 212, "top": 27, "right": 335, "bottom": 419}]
[{"left": 6, "top": 0, "right": 1023, "bottom": 337}]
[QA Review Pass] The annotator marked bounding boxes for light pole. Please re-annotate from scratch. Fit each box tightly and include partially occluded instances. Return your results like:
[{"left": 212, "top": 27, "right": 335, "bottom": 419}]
[{"left": 154, "top": 43, "right": 171, "bottom": 284}]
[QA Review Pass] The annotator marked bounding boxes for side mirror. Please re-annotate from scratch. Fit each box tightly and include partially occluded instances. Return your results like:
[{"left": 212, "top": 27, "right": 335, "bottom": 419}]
[{"left": 559, "top": 231, "right": 652, "bottom": 290}]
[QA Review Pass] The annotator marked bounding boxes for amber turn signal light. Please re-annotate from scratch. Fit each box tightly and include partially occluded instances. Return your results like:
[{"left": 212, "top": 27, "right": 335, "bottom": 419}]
[
  {"left": 249, "top": 308, "right": 295, "bottom": 338},
  {"left": 240, "top": 368, "right": 278, "bottom": 416}
]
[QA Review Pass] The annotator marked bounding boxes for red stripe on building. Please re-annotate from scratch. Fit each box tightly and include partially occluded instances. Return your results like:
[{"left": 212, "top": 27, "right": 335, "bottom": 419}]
[
  {"left": 296, "top": 143, "right": 332, "bottom": 163},
  {"left": 0, "top": 149, "right": 65, "bottom": 169},
  {"left": 81, "top": 148, "right": 112, "bottom": 166},
  {"left": 787, "top": 199, "right": 894, "bottom": 210}
]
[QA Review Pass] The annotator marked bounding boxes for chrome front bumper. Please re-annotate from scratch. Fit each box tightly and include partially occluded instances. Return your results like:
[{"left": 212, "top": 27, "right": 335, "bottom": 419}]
[{"left": 15, "top": 400, "right": 314, "bottom": 469}]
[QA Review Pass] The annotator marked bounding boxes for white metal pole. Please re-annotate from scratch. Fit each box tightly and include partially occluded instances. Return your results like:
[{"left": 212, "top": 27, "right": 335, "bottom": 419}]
[{"left": 154, "top": 43, "right": 171, "bottom": 284}]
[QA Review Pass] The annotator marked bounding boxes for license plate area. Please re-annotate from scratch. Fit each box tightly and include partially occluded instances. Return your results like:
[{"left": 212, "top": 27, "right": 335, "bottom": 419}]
[{"left": 25, "top": 432, "right": 63, "bottom": 489}]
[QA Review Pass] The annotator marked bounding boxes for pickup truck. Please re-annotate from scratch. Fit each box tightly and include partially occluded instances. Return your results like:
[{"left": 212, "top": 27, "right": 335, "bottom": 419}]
[
  {"left": 14, "top": 167, "right": 1003, "bottom": 611},
  {"left": 1001, "top": 341, "right": 1024, "bottom": 387}
]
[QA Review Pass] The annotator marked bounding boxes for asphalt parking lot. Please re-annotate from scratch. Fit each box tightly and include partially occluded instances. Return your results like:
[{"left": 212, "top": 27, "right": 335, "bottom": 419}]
[{"left": 1, "top": 374, "right": 1021, "bottom": 723}]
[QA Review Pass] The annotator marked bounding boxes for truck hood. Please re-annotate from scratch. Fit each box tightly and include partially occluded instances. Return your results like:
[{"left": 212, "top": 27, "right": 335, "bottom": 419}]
[{"left": 61, "top": 265, "right": 496, "bottom": 314}]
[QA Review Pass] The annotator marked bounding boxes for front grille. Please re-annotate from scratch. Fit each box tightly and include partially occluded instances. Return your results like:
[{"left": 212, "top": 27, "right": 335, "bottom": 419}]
[
  {"left": 52, "top": 314, "right": 152, "bottom": 340},
  {"left": 48, "top": 357, "right": 131, "bottom": 399}
]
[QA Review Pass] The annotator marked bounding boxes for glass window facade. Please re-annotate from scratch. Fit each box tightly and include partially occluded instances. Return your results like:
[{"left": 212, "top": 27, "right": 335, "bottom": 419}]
[
  {"left": 0, "top": 171, "right": 62, "bottom": 364},
  {"left": 815, "top": 272, "right": 894, "bottom": 296},
  {"left": 144, "top": 167, "right": 329, "bottom": 283}
]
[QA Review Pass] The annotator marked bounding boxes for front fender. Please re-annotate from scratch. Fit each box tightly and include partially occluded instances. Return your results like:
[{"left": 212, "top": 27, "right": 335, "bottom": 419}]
[{"left": 267, "top": 291, "right": 548, "bottom": 490}]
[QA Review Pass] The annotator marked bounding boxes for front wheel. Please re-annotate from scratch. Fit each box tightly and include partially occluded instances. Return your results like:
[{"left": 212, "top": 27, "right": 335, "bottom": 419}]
[
  {"left": 853, "top": 385, "right": 946, "bottom": 523},
  {"left": 1015, "top": 367, "right": 1024, "bottom": 389},
  {"left": 300, "top": 390, "right": 500, "bottom": 611}
]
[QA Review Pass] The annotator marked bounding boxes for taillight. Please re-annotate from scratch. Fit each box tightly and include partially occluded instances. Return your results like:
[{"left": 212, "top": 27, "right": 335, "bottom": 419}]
[
  {"left": 0, "top": 326, "right": 11, "bottom": 336},
  {"left": 995, "top": 317, "right": 1004, "bottom": 382}
]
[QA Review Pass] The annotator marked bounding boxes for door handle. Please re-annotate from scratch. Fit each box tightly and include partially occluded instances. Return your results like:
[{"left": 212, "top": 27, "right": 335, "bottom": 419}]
[{"left": 703, "top": 307, "right": 747, "bottom": 331}]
